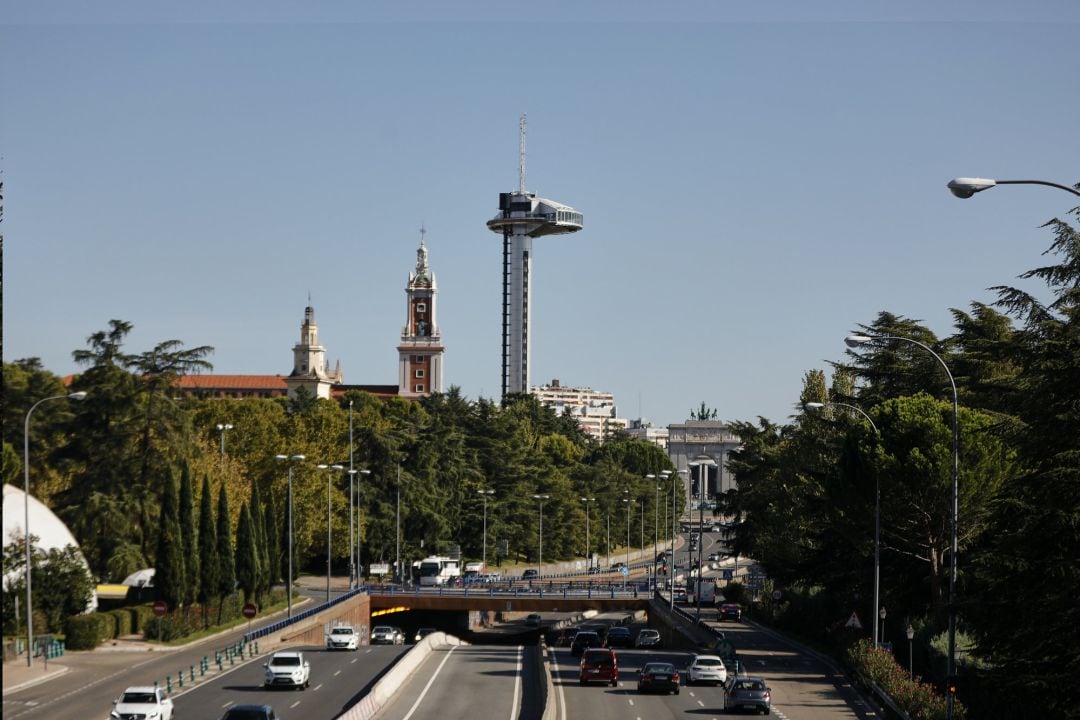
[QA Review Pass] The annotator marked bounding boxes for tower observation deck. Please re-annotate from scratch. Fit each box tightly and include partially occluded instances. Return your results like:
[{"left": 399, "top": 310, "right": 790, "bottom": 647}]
[{"left": 486, "top": 117, "right": 583, "bottom": 399}]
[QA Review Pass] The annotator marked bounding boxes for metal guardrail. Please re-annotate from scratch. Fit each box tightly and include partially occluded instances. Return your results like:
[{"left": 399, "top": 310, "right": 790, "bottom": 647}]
[{"left": 243, "top": 587, "right": 366, "bottom": 643}]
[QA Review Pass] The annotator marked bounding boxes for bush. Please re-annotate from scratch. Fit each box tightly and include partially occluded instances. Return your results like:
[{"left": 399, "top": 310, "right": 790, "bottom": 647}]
[
  {"left": 108, "top": 609, "right": 132, "bottom": 637},
  {"left": 64, "top": 613, "right": 107, "bottom": 650},
  {"left": 847, "top": 639, "right": 966, "bottom": 720}
]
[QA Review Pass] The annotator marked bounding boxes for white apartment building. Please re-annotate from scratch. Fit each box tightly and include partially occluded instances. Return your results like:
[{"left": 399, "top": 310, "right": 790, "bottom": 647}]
[
  {"left": 626, "top": 419, "right": 670, "bottom": 449},
  {"left": 531, "top": 378, "right": 629, "bottom": 443}
]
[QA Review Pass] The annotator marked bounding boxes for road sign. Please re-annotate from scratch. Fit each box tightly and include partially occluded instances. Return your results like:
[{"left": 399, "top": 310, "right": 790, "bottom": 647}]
[
  {"left": 845, "top": 611, "right": 863, "bottom": 629},
  {"left": 242, "top": 602, "right": 258, "bottom": 619},
  {"left": 772, "top": 589, "right": 782, "bottom": 601},
  {"left": 722, "top": 569, "right": 733, "bottom": 580},
  {"left": 620, "top": 566, "right": 629, "bottom": 577},
  {"left": 370, "top": 563, "right": 390, "bottom": 575},
  {"left": 152, "top": 600, "right": 168, "bottom": 617}
]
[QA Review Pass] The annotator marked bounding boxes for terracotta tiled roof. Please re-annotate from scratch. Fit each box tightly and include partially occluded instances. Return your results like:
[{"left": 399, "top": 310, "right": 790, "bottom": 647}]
[{"left": 176, "top": 375, "right": 288, "bottom": 390}]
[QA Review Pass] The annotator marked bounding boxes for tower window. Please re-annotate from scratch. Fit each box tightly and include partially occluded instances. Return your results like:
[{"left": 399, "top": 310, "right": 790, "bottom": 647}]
[
  {"left": 416, "top": 303, "right": 427, "bottom": 313},
  {"left": 414, "top": 384, "right": 425, "bottom": 393},
  {"left": 413, "top": 355, "right": 426, "bottom": 364},
  {"left": 415, "top": 369, "right": 425, "bottom": 378}
]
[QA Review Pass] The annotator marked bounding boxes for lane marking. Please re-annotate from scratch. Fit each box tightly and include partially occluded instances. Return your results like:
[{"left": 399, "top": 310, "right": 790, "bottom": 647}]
[
  {"left": 401, "top": 646, "right": 459, "bottom": 720},
  {"left": 313, "top": 683, "right": 323, "bottom": 691},
  {"left": 698, "top": 700, "right": 705, "bottom": 706},
  {"left": 510, "top": 645, "right": 523, "bottom": 720},
  {"left": 552, "top": 648, "right": 567, "bottom": 720},
  {"left": 628, "top": 698, "right": 635, "bottom": 706},
  {"left": 290, "top": 700, "right": 301, "bottom": 708},
  {"left": 334, "top": 670, "right": 342, "bottom": 676}
]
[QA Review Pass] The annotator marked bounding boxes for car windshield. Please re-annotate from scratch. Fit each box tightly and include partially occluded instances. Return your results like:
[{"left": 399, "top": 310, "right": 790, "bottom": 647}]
[
  {"left": 644, "top": 663, "right": 674, "bottom": 673},
  {"left": 224, "top": 710, "right": 270, "bottom": 720},
  {"left": 574, "top": 632, "right": 598, "bottom": 641},
  {"left": 331, "top": 628, "right": 352, "bottom": 635},
  {"left": 640, "top": 630, "right": 658, "bottom": 637},
  {"left": 608, "top": 628, "right": 629, "bottom": 636},
  {"left": 694, "top": 658, "right": 722, "bottom": 667},
  {"left": 584, "top": 654, "right": 613, "bottom": 666},
  {"left": 120, "top": 692, "right": 157, "bottom": 704},
  {"left": 270, "top": 656, "right": 300, "bottom": 666},
  {"left": 373, "top": 626, "right": 392, "bottom": 633},
  {"left": 734, "top": 680, "right": 765, "bottom": 691}
]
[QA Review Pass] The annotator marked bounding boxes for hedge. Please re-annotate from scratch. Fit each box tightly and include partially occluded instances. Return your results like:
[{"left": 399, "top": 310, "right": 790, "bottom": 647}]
[
  {"left": 64, "top": 613, "right": 111, "bottom": 650},
  {"left": 847, "top": 639, "right": 966, "bottom": 720},
  {"left": 108, "top": 609, "right": 132, "bottom": 637}
]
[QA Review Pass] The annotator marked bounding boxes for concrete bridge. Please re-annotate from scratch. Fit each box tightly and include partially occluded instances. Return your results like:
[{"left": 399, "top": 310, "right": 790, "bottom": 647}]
[{"left": 368, "top": 585, "right": 651, "bottom": 613}]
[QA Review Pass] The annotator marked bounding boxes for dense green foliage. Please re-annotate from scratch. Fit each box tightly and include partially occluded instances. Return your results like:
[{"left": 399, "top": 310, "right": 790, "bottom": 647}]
[{"left": 724, "top": 204, "right": 1080, "bottom": 718}]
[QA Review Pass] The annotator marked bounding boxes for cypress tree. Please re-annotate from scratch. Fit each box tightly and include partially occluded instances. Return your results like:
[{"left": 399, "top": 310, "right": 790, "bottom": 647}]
[
  {"left": 197, "top": 475, "right": 219, "bottom": 627},
  {"left": 234, "top": 503, "right": 257, "bottom": 603},
  {"left": 178, "top": 463, "right": 199, "bottom": 608},
  {"left": 264, "top": 493, "right": 281, "bottom": 586},
  {"left": 154, "top": 472, "right": 186, "bottom": 611},
  {"left": 250, "top": 482, "right": 269, "bottom": 599},
  {"left": 215, "top": 484, "right": 235, "bottom": 624}
]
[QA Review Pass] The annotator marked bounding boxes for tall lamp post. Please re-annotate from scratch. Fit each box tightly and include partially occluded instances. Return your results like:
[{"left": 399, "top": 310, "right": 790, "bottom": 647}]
[
  {"left": 672, "top": 469, "right": 686, "bottom": 610},
  {"left": 275, "top": 454, "right": 306, "bottom": 617},
  {"left": 533, "top": 494, "right": 550, "bottom": 578},
  {"left": 906, "top": 624, "right": 916, "bottom": 678},
  {"left": 23, "top": 390, "right": 87, "bottom": 667},
  {"left": 947, "top": 177, "right": 1080, "bottom": 198},
  {"left": 350, "top": 469, "right": 371, "bottom": 587},
  {"left": 395, "top": 459, "right": 404, "bottom": 584},
  {"left": 622, "top": 497, "right": 634, "bottom": 589},
  {"left": 688, "top": 456, "right": 716, "bottom": 621},
  {"left": 806, "top": 401, "right": 881, "bottom": 647},
  {"left": 478, "top": 489, "right": 495, "bottom": 572},
  {"left": 580, "top": 496, "right": 595, "bottom": 571},
  {"left": 847, "top": 333, "right": 958, "bottom": 716},
  {"left": 317, "top": 464, "right": 343, "bottom": 601},
  {"left": 216, "top": 423, "right": 233, "bottom": 460}
]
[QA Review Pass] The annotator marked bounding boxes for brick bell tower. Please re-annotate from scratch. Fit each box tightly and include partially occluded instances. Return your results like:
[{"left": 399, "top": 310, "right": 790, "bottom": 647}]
[{"left": 397, "top": 229, "right": 444, "bottom": 397}]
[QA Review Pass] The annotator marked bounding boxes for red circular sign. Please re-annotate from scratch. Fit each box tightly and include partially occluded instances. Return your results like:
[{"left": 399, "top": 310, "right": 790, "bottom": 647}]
[
  {"left": 242, "top": 602, "right": 258, "bottom": 619},
  {"left": 152, "top": 600, "right": 168, "bottom": 617}
]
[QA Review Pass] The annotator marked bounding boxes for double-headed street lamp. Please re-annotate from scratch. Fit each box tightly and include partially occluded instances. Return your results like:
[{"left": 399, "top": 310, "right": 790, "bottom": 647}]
[
  {"left": 478, "top": 489, "right": 495, "bottom": 571},
  {"left": 580, "top": 496, "right": 595, "bottom": 571},
  {"left": 317, "top": 464, "right": 344, "bottom": 601},
  {"left": 216, "top": 423, "right": 234, "bottom": 460},
  {"left": 688, "top": 456, "right": 716, "bottom": 621},
  {"left": 533, "top": 494, "right": 550, "bottom": 579},
  {"left": 846, "top": 333, "right": 959, "bottom": 713},
  {"left": 806, "top": 401, "right": 882, "bottom": 647},
  {"left": 23, "top": 390, "right": 87, "bottom": 667},
  {"left": 274, "top": 454, "right": 306, "bottom": 617},
  {"left": 622, "top": 496, "right": 634, "bottom": 587},
  {"left": 947, "top": 177, "right": 1080, "bottom": 198}
]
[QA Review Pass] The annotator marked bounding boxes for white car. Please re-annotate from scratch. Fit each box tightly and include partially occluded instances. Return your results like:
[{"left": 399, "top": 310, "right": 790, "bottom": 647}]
[
  {"left": 686, "top": 654, "right": 728, "bottom": 686},
  {"left": 371, "top": 625, "right": 404, "bottom": 645},
  {"left": 111, "top": 686, "right": 173, "bottom": 720},
  {"left": 263, "top": 650, "right": 311, "bottom": 689},
  {"left": 326, "top": 625, "right": 360, "bottom": 650}
]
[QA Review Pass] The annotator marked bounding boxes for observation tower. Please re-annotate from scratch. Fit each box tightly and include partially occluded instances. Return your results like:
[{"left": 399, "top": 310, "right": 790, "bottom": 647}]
[{"left": 486, "top": 115, "right": 583, "bottom": 398}]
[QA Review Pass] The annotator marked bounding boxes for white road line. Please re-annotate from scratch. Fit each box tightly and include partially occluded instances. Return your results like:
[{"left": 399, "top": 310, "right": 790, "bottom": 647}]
[
  {"left": 511, "top": 645, "right": 523, "bottom": 720},
  {"left": 552, "top": 648, "right": 567, "bottom": 720},
  {"left": 290, "top": 700, "right": 301, "bottom": 708},
  {"left": 334, "top": 670, "right": 342, "bottom": 676},
  {"left": 628, "top": 698, "right": 635, "bottom": 706},
  {"left": 401, "top": 646, "right": 459, "bottom": 720},
  {"left": 313, "top": 683, "right": 323, "bottom": 691},
  {"left": 221, "top": 701, "right": 233, "bottom": 709},
  {"left": 698, "top": 700, "right": 705, "bottom": 706}
]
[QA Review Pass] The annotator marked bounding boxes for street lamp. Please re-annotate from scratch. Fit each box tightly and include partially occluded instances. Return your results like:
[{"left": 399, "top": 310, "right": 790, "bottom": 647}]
[
  {"left": 805, "top": 401, "right": 882, "bottom": 647},
  {"left": 533, "top": 494, "right": 550, "bottom": 579},
  {"left": 23, "top": 390, "right": 86, "bottom": 667},
  {"left": 879, "top": 606, "right": 887, "bottom": 646},
  {"left": 396, "top": 459, "right": 404, "bottom": 584},
  {"left": 846, "top": 332, "right": 959, "bottom": 716},
  {"left": 274, "top": 453, "right": 306, "bottom": 617},
  {"left": 478, "top": 490, "right": 495, "bottom": 572},
  {"left": 688, "top": 456, "right": 716, "bottom": 620},
  {"left": 622, "top": 497, "right": 633, "bottom": 587},
  {"left": 672, "top": 469, "right": 686, "bottom": 611},
  {"left": 906, "top": 624, "right": 916, "bottom": 678},
  {"left": 947, "top": 177, "right": 1080, "bottom": 198},
  {"left": 580, "top": 496, "right": 595, "bottom": 571},
  {"left": 216, "top": 423, "right": 234, "bottom": 460},
  {"left": 317, "top": 464, "right": 343, "bottom": 601}
]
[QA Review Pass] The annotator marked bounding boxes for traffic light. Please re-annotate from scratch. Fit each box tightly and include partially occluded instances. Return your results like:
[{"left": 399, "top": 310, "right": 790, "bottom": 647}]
[{"left": 946, "top": 676, "right": 958, "bottom": 695}]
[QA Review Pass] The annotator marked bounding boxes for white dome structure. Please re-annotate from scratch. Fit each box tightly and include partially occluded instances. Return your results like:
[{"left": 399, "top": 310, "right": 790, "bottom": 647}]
[{"left": 2, "top": 483, "right": 97, "bottom": 611}]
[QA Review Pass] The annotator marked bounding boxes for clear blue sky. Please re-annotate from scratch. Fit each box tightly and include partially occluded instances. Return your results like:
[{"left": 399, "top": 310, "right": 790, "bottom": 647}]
[{"left": 4, "top": 1, "right": 1078, "bottom": 428}]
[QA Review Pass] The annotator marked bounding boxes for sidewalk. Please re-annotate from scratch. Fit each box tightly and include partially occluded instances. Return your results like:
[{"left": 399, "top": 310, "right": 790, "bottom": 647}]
[{"left": 2, "top": 657, "right": 70, "bottom": 695}]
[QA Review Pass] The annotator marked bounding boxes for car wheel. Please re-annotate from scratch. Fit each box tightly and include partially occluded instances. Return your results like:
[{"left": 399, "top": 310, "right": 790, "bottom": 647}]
[
  {"left": 610, "top": 678, "right": 617, "bottom": 687},
  {"left": 579, "top": 679, "right": 586, "bottom": 686}
]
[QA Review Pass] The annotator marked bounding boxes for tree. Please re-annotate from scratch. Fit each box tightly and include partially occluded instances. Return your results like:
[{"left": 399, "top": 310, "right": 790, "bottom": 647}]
[
  {"left": 214, "top": 484, "right": 236, "bottom": 623},
  {"left": 968, "top": 206, "right": 1080, "bottom": 713},
  {"left": 154, "top": 472, "right": 186, "bottom": 610},
  {"left": 250, "top": 483, "right": 270, "bottom": 599},
  {"left": 178, "top": 463, "right": 199, "bottom": 608},
  {"left": 1, "top": 536, "right": 93, "bottom": 634},
  {"left": 234, "top": 503, "right": 257, "bottom": 603},
  {"left": 263, "top": 493, "right": 281, "bottom": 586},
  {"left": 197, "top": 475, "right": 219, "bottom": 625}
]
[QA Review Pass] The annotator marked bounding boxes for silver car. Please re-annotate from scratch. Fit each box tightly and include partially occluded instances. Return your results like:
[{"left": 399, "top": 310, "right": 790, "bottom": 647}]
[
  {"left": 371, "top": 625, "right": 404, "bottom": 645},
  {"left": 635, "top": 628, "right": 661, "bottom": 648},
  {"left": 725, "top": 677, "right": 772, "bottom": 714}
]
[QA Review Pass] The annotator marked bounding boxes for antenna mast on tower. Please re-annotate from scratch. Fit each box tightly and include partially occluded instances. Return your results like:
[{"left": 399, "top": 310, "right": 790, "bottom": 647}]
[{"left": 518, "top": 113, "right": 527, "bottom": 194}]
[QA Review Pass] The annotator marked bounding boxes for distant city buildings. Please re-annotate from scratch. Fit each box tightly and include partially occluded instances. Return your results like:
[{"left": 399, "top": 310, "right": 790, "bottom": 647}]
[
  {"left": 176, "top": 237, "right": 443, "bottom": 402},
  {"left": 531, "top": 378, "right": 628, "bottom": 443},
  {"left": 625, "top": 419, "right": 669, "bottom": 449}
]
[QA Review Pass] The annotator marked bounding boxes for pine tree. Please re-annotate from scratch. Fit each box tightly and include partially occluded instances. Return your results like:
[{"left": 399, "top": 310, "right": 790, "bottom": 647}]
[
  {"left": 178, "top": 463, "right": 199, "bottom": 608},
  {"left": 250, "top": 482, "right": 270, "bottom": 600},
  {"left": 214, "top": 484, "right": 235, "bottom": 624},
  {"left": 263, "top": 494, "right": 281, "bottom": 587},
  {"left": 154, "top": 472, "right": 186, "bottom": 610},
  {"left": 235, "top": 503, "right": 257, "bottom": 604},
  {"left": 196, "top": 476, "right": 219, "bottom": 627}
]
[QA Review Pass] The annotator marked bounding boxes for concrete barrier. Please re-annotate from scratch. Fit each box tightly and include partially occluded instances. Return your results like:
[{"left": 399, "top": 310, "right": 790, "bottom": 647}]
[{"left": 335, "top": 632, "right": 468, "bottom": 720}]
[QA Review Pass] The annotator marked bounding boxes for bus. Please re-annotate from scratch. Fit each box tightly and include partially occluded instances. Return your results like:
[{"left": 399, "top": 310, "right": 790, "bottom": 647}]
[{"left": 418, "top": 556, "right": 461, "bottom": 586}]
